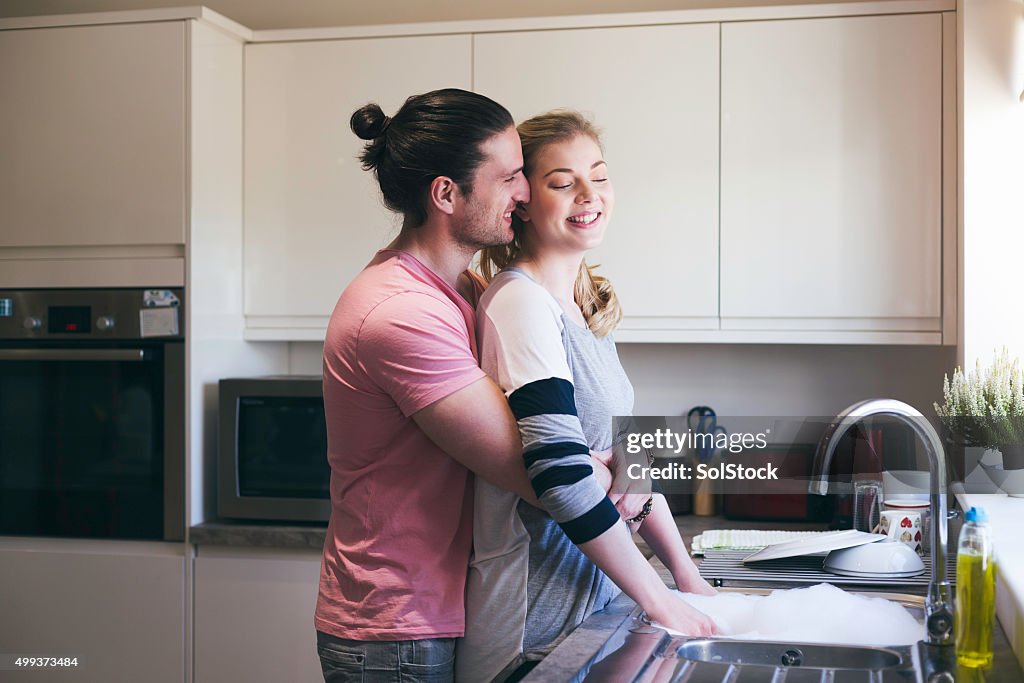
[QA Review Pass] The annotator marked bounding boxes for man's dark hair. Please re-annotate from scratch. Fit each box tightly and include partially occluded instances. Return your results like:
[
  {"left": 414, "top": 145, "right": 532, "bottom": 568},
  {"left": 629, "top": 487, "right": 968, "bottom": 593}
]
[{"left": 350, "top": 88, "right": 514, "bottom": 227}]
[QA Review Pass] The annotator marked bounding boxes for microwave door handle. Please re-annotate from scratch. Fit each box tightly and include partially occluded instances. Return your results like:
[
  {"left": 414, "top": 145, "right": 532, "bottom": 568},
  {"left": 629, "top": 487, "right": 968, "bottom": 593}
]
[{"left": 0, "top": 349, "right": 148, "bottom": 362}]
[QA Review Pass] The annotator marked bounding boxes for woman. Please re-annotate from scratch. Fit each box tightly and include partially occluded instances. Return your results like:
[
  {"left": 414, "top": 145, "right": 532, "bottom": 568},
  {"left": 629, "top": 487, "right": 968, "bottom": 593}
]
[{"left": 458, "top": 111, "right": 716, "bottom": 682}]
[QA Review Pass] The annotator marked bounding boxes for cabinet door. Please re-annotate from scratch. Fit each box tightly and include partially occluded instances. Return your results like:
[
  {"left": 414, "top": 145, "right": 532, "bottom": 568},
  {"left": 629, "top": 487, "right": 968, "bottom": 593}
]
[
  {"left": 0, "top": 540, "right": 185, "bottom": 683},
  {"left": 194, "top": 547, "right": 322, "bottom": 682},
  {"left": 244, "top": 35, "right": 471, "bottom": 338},
  {"left": 720, "top": 14, "right": 943, "bottom": 333},
  {"left": 0, "top": 22, "right": 186, "bottom": 248},
  {"left": 474, "top": 25, "right": 720, "bottom": 339}
]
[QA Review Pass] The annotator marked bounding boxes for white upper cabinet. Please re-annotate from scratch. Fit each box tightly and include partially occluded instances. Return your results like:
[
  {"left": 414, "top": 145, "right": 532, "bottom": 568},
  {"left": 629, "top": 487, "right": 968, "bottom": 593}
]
[
  {"left": 720, "top": 14, "right": 944, "bottom": 339},
  {"left": 474, "top": 25, "right": 720, "bottom": 339},
  {"left": 239, "top": 5, "right": 953, "bottom": 343},
  {"left": 243, "top": 35, "right": 472, "bottom": 338},
  {"left": 0, "top": 22, "right": 186, "bottom": 248}
]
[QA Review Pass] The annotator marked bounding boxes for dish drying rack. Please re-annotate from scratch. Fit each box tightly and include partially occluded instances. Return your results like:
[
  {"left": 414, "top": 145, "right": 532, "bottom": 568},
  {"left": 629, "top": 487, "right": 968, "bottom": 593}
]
[{"left": 697, "top": 549, "right": 956, "bottom": 594}]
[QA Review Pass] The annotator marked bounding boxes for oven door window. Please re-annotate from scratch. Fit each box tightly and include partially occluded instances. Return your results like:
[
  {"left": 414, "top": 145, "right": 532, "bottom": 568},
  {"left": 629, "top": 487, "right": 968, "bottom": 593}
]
[{"left": 0, "top": 346, "right": 164, "bottom": 539}]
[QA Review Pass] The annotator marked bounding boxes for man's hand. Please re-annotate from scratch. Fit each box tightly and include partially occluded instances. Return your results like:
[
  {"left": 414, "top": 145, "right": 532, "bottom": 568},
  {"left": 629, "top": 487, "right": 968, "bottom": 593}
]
[
  {"left": 597, "top": 446, "right": 650, "bottom": 521},
  {"left": 592, "top": 455, "right": 644, "bottom": 529},
  {"left": 591, "top": 455, "right": 613, "bottom": 493}
]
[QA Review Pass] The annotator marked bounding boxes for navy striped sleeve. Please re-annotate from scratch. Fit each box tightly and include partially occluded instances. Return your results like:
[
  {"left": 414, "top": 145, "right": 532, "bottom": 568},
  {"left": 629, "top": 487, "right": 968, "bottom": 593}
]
[
  {"left": 559, "top": 498, "right": 620, "bottom": 545},
  {"left": 508, "top": 377, "right": 576, "bottom": 420},
  {"left": 510, "top": 378, "right": 618, "bottom": 542}
]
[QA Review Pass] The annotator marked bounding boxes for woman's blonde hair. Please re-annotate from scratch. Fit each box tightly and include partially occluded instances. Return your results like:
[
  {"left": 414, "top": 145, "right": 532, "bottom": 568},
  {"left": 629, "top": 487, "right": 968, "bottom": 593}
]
[{"left": 479, "top": 110, "right": 622, "bottom": 337}]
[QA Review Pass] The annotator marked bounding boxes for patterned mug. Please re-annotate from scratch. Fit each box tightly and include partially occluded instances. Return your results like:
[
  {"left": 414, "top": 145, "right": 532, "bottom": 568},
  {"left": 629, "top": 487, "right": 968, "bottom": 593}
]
[{"left": 878, "top": 510, "right": 923, "bottom": 554}]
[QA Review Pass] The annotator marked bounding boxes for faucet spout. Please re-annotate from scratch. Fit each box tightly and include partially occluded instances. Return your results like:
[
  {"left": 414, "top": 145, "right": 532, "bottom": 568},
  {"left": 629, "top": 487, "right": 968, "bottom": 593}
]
[{"left": 810, "top": 398, "right": 953, "bottom": 646}]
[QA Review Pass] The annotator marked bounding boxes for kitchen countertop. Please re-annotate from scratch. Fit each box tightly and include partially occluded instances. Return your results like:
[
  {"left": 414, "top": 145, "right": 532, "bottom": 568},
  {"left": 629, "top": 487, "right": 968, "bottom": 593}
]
[
  {"left": 188, "top": 513, "right": 823, "bottom": 551},
  {"left": 188, "top": 513, "right": 827, "bottom": 552},
  {"left": 525, "top": 514, "right": 1023, "bottom": 682},
  {"left": 189, "top": 520, "right": 326, "bottom": 549},
  {"left": 953, "top": 491, "right": 1024, "bottom": 672}
]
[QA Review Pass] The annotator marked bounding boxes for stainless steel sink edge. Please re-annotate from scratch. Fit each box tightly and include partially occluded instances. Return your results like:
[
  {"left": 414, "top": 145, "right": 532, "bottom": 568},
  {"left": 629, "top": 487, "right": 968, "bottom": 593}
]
[
  {"left": 579, "top": 592, "right": 935, "bottom": 683},
  {"left": 634, "top": 604, "right": 923, "bottom": 678}
]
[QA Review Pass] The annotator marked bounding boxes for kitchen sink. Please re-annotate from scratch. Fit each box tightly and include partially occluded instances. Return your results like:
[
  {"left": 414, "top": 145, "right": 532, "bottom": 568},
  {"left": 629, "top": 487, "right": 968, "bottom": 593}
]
[
  {"left": 676, "top": 639, "right": 904, "bottom": 670},
  {"left": 576, "top": 589, "right": 939, "bottom": 683}
]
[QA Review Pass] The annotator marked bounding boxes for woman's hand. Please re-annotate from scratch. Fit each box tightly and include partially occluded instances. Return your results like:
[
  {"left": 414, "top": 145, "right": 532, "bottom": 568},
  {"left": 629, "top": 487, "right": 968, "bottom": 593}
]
[
  {"left": 645, "top": 598, "right": 718, "bottom": 637},
  {"left": 670, "top": 559, "right": 718, "bottom": 596},
  {"left": 676, "top": 575, "right": 717, "bottom": 597}
]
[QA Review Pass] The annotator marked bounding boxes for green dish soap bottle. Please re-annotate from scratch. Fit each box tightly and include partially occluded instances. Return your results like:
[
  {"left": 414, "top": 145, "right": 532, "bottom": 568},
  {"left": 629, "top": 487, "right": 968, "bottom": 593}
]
[{"left": 956, "top": 506, "right": 996, "bottom": 668}]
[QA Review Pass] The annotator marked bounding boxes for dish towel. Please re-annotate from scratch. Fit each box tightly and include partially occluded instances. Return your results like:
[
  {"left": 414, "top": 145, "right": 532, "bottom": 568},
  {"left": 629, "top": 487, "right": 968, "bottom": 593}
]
[{"left": 691, "top": 529, "right": 833, "bottom": 555}]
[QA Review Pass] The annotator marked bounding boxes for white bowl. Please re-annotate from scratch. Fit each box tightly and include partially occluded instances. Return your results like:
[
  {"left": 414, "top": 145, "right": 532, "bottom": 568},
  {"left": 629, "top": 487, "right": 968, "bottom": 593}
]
[{"left": 824, "top": 541, "right": 925, "bottom": 578}]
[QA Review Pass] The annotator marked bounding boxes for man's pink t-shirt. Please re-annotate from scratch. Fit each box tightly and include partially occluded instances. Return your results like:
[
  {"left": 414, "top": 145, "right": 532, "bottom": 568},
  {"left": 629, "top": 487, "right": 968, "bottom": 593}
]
[{"left": 315, "top": 250, "right": 486, "bottom": 641}]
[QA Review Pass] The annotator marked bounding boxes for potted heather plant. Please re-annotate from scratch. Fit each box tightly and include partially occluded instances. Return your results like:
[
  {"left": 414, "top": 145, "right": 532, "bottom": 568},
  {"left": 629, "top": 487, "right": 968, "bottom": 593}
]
[{"left": 934, "top": 349, "right": 1024, "bottom": 494}]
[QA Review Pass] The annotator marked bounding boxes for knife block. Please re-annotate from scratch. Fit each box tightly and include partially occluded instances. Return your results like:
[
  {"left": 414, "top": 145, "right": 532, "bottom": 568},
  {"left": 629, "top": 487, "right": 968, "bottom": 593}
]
[{"left": 693, "top": 477, "right": 718, "bottom": 516}]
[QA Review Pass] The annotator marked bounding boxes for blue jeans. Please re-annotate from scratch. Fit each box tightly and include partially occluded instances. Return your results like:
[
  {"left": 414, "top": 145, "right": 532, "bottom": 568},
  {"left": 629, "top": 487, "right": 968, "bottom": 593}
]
[{"left": 316, "top": 631, "right": 455, "bottom": 683}]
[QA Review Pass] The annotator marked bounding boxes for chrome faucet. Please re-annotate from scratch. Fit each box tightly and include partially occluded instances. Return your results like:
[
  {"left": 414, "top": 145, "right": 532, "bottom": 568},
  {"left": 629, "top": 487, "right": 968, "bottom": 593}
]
[{"left": 810, "top": 398, "right": 954, "bottom": 646}]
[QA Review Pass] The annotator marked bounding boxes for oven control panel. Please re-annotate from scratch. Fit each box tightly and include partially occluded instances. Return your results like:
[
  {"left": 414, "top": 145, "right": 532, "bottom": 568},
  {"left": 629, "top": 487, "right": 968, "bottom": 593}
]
[{"left": 0, "top": 288, "right": 184, "bottom": 340}]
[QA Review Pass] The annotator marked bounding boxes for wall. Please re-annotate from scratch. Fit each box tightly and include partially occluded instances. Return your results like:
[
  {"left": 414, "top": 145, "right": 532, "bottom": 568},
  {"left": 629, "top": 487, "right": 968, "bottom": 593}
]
[
  {"left": 187, "top": 21, "right": 288, "bottom": 529},
  {"left": 960, "top": 4, "right": 1024, "bottom": 665},
  {"left": 290, "top": 341, "right": 955, "bottom": 418},
  {"left": 960, "top": 0, "right": 1024, "bottom": 370}
]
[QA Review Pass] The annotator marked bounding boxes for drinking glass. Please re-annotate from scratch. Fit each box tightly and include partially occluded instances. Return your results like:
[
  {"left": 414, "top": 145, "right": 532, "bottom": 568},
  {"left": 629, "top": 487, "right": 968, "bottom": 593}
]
[{"left": 853, "top": 479, "right": 883, "bottom": 533}]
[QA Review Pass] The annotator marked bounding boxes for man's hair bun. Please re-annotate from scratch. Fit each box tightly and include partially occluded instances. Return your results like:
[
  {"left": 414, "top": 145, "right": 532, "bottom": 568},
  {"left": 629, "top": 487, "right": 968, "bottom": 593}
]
[
  {"left": 349, "top": 89, "right": 514, "bottom": 226},
  {"left": 350, "top": 103, "right": 390, "bottom": 141}
]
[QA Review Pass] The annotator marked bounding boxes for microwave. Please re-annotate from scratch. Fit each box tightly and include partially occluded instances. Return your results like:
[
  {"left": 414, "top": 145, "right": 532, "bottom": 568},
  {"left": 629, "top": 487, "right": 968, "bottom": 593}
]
[{"left": 218, "top": 376, "right": 330, "bottom": 522}]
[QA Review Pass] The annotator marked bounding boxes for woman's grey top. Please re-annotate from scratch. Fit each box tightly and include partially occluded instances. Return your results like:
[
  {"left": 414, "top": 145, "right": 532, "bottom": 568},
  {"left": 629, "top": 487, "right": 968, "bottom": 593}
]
[{"left": 457, "top": 268, "right": 634, "bottom": 682}]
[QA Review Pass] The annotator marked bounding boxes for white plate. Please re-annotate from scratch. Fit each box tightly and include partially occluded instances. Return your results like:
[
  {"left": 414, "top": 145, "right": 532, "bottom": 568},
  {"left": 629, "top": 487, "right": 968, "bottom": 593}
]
[
  {"left": 742, "top": 529, "right": 886, "bottom": 563},
  {"left": 824, "top": 566, "right": 925, "bottom": 578},
  {"left": 883, "top": 499, "right": 930, "bottom": 509}
]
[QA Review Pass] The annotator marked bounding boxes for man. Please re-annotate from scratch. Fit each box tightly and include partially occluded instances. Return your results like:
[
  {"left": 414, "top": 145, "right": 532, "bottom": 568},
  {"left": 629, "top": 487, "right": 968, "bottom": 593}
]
[
  {"left": 316, "top": 89, "right": 712, "bottom": 683},
  {"left": 315, "top": 89, "right": 536, "bottom": 681}
]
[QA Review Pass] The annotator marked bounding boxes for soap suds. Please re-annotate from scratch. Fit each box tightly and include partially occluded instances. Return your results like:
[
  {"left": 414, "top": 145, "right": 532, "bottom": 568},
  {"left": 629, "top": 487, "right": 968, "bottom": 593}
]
[{"left": 658, "top": 583, "right": 924, "bottom": 646}]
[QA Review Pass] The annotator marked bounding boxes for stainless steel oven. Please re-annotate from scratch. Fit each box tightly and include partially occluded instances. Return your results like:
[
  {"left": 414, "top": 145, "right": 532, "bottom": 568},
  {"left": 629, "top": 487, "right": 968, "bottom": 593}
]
[{"left": 0, "top": 288, "right": 185, "bottom": 541}]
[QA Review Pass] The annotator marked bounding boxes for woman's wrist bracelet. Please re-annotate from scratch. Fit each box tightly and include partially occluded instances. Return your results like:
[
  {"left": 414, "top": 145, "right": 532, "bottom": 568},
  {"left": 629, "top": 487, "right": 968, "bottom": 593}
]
[{"left": 626, "top": 496, "right": 654, "bottom": 524}]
